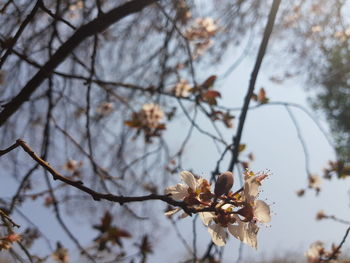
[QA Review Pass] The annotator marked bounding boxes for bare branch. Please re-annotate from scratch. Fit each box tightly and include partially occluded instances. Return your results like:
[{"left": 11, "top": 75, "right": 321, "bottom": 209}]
[
  {"left": 0, "top": 0, "right": 158, "bottom": 126},
  {"left": 227, "top": 0, "right": 281, "bottom": 172}
]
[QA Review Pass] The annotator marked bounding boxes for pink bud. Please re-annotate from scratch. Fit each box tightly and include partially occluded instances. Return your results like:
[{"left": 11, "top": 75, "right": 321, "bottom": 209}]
[{"left": 214, "top": 171, "right": 233, "bottom": 197}]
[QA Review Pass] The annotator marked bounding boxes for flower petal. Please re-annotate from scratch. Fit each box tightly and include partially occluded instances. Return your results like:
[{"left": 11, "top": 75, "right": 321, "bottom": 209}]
[
  {"left": 208, "top": 224, "right": 227, "bottom": 246},
  {"left": 199, "top": 212, "right": 215, "bottom": 226},
  {"left": 254, "top": 200, "right": 271, "bottom": 223},
  {"left": 244, "top": 176, "right": 260, "bottom": 202},
  {"left": 228, "top": 222, "right": 258, "bottom": 249},
  {"left": 164, "top": 208, "right": 181, "bottom": 216},
  {"left": 165, "top": 183, "right": 188, "bottom": 200},
  {"left": 180, "top": 171, "right": 197, "bottom": 190}
]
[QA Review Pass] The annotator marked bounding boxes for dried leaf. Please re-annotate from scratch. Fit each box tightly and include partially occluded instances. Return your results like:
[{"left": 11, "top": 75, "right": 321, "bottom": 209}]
[
  {"left": 200, "top": 75, "right": 217, "bottom": 89},
  {"left": 238, "top": 144, "right": 246, "bottom": 152}
]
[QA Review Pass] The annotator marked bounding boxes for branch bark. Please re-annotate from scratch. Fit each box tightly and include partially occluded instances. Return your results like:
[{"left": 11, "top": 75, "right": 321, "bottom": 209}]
[
  {"left": 0, "top": 0, "right": 158, "bottom": 127},
  {"left": 0, "top": 139, "right": 219, "bottom": 216},
  {"left": 227, "top": 0, "right": 281, "bottom": 172}
]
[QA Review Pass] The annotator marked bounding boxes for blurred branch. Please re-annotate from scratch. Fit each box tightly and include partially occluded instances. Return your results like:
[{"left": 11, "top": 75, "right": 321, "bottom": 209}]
[
  {"left": 324, "top": 226, "right": 350, "bottom": 262},
  {"left": 0, "top": 0, "right": 158, "bottom": 126},
  {"left": 322, "top": 214, "right": 350, "bottom": 225},
  {"left": 285, "top": 105, "right": 311, "bottom": 176},
  {"left": 0, "top": 0, "right": 42, "bottom": 69},
  {"left": 39, "top": 1, "right": 76, "bottom": 30},
  {"left": 0, "top": 139, "right": 221, "bottom": 216},
  {"left": 0, "top": 208, "right": 20, "bottom": 228}
]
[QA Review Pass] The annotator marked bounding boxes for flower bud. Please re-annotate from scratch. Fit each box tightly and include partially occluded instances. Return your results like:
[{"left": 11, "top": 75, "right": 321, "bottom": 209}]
[{"left": 214, "top": 171, "right": 233, "bottom": 197}]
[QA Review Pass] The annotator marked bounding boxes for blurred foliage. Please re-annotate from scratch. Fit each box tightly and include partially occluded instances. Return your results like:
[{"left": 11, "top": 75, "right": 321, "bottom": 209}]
[{"left": 311, "top": 44, "right": 350, "bottom": 161}]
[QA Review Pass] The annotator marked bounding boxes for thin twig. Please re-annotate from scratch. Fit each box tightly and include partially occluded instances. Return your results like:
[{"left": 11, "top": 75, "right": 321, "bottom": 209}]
[
  {"left": 324, "top": 226, "right": 350, "bottom": 261},
  {"left": 0, "top": 209, "right": 20, "bottom": 228},
  {"left": 0, "top": 0, "right": 158, "bottom": 126},
  {"left": 285, "top": 105, "right": 311, "bottom": 176},
  {"left": 0, "top": 139, "right": 219, "bottom": 216}
]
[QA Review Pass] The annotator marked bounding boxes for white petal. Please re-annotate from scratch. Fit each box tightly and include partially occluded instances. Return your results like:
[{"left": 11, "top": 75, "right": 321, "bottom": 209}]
[
  {"left": 254, "top": 200, "right": 271, "bottom": 223},
  {"left": 228, "top": 222, "right": 258, "bottom": 249},
  {"left": 164, "top": 208, "right": 181, "bottom": 216},
  {"left": 208, "top": 224, "right": 227, "bottom": 246},
  {"left": 244, "top": 177, "right": 260, "bottom": 202},
  {"left": 180, "top": 171, "right": 197, "bottom": 190},
  {"left": 199, "top": 212, "right": 215, "bottom": 226},
  {"left": 227, "top": 224, "right": 240, "bottom": 239},
  {"left": 165, "top": 183, "right": 188, "bottom": 200}
]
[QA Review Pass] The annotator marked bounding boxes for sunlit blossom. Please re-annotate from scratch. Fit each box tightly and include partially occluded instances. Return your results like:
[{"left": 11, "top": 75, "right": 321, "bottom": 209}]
[
  {"left": 174, "top": 79, "right": 191, "bottom": 97},
  {"left": 306, "top": 241, "right": 324, "bottom": 263},
  {"left": 228, "top": 221, "right": 259, "bottom": 249},
  {"left": 185, "top": 17, "right": 218, "bottom": 40},
  {"left": 199, "top": 205, "right": 236, "bottom": 246},
  {"left": 165, "top": 170, "right": 271, "bottom": 249},
  {"left": 165, "top": 171, "right": 212, "bottom": 204},
  {"left": 140, "top": 103, "right": 164, "bottom": 129}
]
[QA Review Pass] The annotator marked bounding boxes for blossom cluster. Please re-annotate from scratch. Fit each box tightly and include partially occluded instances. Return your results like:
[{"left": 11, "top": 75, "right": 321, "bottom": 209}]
[
  {"left": 305, "top": 241, "right": 344, "bottom": 263},
  {"left": 186, "top": 18, "right": 218, "bottom": 40},
  {"left": 165, "top": 170, "right": 271, "bottom": 248},
  {"left": 0, "top": 233, "right": 21, "bottom": 250},
  {"left": 173, "top": 79, "right": 192, "bottom": 98},
  {"left": 125, "top": 103, "right": 166, "bottom": 142},
  {"left": 185, "top": 17, "right": 219, "bottom": 57}
]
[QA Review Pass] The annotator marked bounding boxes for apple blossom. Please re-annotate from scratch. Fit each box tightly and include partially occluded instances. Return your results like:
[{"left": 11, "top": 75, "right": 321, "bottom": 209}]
[
  {"left": 140, "top": 103, "right": 164, "bottom": 129},
  {"left": 165, "top": 169, "right": 271, "bottom": 249},
  {"left": 199, "top": 205, "right": 236, "bottom": 246},
  {"left": 165, "top": 171, "right": 212, "bottom": 205},
  {"left": 173, "top": 79, "right": 191, "bottom": 98}
]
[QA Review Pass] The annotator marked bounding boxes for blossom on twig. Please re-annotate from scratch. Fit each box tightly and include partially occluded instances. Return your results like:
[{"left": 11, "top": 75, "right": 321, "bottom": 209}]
[
  {"left": 165, "top": 170, "right": 271, "bottom": 249},
  {"left": 173, "top": 79, "right": 192, "bottom": 98},
  {"left": 124, "top": 103, "right": 166, "bottom": 142}
]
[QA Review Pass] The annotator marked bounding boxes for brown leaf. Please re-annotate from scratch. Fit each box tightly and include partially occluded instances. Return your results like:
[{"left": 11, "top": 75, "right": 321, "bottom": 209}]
[
  {"left": 102, "top": 211, "right": 112, "bottom": 230},
  {"left": 202, "top": 90, "right": 221, "bottom": 105},
  {"left": 203, "top": 90, "right": 221, "bottom": 99},
  {"left": 200, "top": 75, "right": 217, "bottom": 89},
  {"left": 257, "top": 88, "right": 269, "bottom": 104},
  {"left": 124, "top": 120, "right": 141, "bottom": 128}
]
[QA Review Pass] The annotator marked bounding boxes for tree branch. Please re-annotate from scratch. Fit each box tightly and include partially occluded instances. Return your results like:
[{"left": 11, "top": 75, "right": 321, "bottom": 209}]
[
  {"left": 227, "top": 0, "right": 281, "bottom": 172},
  {"left": 0, "top": 0, "right": 158, "bottom": 127},
  {"left": 0, "top": 139, "right": 218, "bottom": 216}
]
